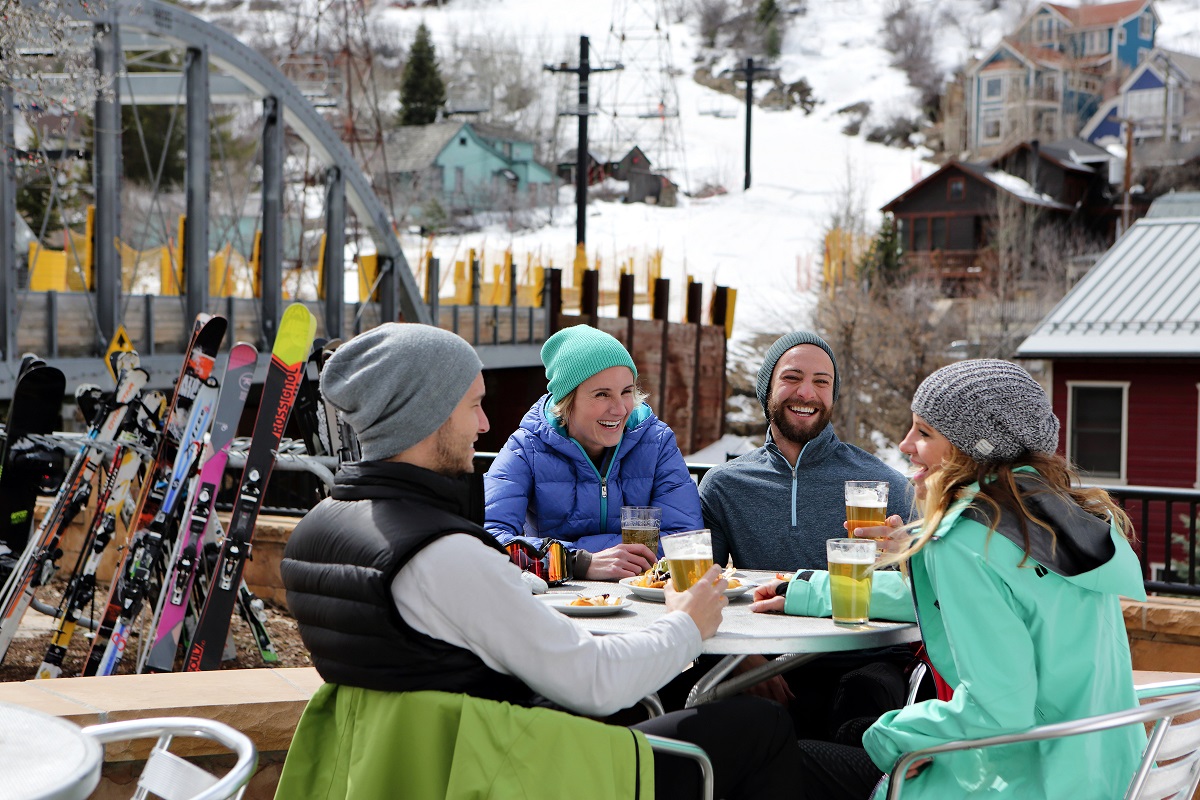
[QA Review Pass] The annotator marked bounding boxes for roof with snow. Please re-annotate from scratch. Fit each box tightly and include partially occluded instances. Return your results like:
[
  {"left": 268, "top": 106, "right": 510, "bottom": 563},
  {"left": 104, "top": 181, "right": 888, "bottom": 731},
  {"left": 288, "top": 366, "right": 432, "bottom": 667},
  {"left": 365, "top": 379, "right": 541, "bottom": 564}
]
[
  {"left": 381, "top": 122, "right": 467, "bottom": 173},
  {"left": 1017, "top": 213, "right": 1200, "bottom": 358},
  {"left": 1039, "top": 138, "right": 1113, "bottom": 165},
  {"left": 880, "top": 159, "right": 1075, "bottom": 212}
]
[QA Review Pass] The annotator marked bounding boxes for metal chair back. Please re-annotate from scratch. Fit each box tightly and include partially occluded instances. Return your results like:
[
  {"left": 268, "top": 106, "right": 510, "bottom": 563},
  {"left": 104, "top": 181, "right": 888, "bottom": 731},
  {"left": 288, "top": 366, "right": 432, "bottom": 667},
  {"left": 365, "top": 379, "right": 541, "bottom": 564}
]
[
  {"left": 82, "top": 716, "right": 258, "bottom": 800},
  {"left": 885, "top": 678, "right": 1200, "bottom": 800},
  {"left": 644, "top": 734, "right": 715, "bottom": 800}
]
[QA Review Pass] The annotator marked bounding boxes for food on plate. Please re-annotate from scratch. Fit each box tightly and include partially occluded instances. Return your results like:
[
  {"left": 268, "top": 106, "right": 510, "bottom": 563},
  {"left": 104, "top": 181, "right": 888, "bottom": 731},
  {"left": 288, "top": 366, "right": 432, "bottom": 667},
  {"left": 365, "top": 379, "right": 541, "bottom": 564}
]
[
  {"left": 726, "top": 578, "right": 742, "bottom": 589},
  {"left": 775, "top": 572, "right": 794, "bottom": 581},
  {"left": 631, "top": 559, "right": 672, "bottom": 588},
  {"left": 569, "top": 593, "right": 623, "bottom": 607}
]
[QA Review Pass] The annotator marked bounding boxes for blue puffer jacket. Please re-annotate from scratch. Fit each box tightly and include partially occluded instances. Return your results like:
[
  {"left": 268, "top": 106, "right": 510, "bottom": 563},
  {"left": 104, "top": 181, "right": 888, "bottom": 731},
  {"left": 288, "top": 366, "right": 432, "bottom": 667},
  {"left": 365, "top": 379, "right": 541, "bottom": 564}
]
[{"left": 484, "top": 394, "right": 702, "bottom": 554}]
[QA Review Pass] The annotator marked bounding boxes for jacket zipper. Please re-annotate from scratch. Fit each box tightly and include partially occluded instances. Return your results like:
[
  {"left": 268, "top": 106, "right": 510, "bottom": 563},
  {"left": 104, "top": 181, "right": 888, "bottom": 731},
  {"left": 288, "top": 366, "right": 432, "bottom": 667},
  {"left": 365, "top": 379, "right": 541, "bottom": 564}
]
[{"left": 571, "top": 439, "right": 613, "bottom": 535}]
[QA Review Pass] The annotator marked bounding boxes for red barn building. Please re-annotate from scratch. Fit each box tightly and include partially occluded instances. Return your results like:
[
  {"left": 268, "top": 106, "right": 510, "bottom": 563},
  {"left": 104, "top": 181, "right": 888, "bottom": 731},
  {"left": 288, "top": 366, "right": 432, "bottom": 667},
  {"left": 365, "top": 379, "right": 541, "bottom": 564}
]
[{"left": 1018, "top": 204, "right": 1200, "bottom": 490}]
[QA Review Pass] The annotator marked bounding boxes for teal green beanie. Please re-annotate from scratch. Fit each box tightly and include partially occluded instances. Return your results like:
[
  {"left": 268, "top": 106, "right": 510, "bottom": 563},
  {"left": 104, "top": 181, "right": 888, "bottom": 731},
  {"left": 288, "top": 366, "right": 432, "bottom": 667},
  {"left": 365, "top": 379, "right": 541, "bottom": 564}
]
[{"left": 541, "top": 325, "right": 638, "bottom": 403}]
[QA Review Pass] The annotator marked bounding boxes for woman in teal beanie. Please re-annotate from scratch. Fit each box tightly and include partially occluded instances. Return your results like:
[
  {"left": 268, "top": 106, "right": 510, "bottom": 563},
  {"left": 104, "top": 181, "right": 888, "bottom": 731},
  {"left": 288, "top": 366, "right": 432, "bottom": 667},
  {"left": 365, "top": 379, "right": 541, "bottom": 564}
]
[{"left": 484, "top": 324, "right": 703, "bottom": 580}]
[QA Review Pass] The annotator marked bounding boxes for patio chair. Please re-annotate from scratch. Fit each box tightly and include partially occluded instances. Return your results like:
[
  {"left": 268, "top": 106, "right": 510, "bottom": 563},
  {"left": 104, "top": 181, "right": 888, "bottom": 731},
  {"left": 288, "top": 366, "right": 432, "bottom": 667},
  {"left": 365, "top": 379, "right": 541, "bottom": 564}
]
[
  {"left": 884, "top": 678, "right": 1200, "bottom": 800},
  {"left": 82, "top": 716, "right": 258, "bottom": 800},
  {"left": 644, "top": 734, "right": 715, "bottom": 800}
]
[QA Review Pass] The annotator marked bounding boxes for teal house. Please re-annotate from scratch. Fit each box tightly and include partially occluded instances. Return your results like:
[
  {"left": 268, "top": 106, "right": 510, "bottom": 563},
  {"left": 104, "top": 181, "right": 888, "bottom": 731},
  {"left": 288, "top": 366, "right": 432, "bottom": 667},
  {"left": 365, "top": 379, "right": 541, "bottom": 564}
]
[{"left": 377, "top": 121, "right": 556, "bottom": 220}]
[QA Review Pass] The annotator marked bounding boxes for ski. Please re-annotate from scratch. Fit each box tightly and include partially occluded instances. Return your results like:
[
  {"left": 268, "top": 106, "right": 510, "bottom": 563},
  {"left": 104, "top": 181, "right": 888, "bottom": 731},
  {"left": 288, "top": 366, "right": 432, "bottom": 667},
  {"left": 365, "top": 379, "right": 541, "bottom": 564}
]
[
  {"left": 91, "top": 375, "right": 219, "bottom": 676},
  {"left": 140, "top": 342, "right": 257, "bottom": 673},
  {"left": 0, "top": 362, "right": 66, "bottom": 558},
  {"left": 82, "top": 314, "right": 227, "bottom": 676},
  {"left": 0, "top": 360, "right": 147, "bottom": 664},
  {"left": 33, "top": 388, "right": 165, "bottom": 679},
  {"left": 237, "top": 581, "right": 279, "bottom": 664},
  {"left": 185, "top": 303, "right": 315, "bottom": 671}
]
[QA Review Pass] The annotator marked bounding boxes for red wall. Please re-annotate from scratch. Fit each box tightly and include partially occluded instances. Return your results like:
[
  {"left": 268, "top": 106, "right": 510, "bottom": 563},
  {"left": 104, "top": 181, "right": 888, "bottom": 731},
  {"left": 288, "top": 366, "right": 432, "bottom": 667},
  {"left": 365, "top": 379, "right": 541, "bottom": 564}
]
[{"left": 1051, "top": 359, "right": 1200, "bottom": 488}]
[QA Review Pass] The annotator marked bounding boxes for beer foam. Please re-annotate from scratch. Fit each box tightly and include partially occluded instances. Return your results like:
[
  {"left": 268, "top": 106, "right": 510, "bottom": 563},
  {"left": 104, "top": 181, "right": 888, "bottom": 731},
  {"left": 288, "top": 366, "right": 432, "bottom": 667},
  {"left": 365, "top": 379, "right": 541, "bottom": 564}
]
[
  {"left": 830, "top": 553, "right": 876, "bottom": 565},
  {"left": 845, "top": 488, "right": 887, "bottom": 506}
]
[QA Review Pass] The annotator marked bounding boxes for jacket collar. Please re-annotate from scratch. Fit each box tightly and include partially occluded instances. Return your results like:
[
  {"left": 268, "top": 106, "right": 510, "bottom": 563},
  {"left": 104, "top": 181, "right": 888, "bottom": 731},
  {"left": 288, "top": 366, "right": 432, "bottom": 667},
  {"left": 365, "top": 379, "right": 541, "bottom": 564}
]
[
  {"left": 333, "top": 460, "right": 484, "bottom": 524},
  {"left": 528, "top": 394, "right": 653, "bottom": 459},
  {"left": 764, "top": 422, "right": 839, "bottom": 469}
]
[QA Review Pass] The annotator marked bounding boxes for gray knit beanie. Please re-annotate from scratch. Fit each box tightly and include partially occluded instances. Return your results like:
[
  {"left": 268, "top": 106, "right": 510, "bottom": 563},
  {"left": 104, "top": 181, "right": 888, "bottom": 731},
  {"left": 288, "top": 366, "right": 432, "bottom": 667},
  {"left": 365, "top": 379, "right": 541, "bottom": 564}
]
[
  {"left": 911, "top": 359, "right": 1060, "bottom": 463},
  {"left": 320, "top": 323, "right": 483, "bottom": 461},
  {"left": 755, "top": 330, "right": 840, "bottom": 415}
]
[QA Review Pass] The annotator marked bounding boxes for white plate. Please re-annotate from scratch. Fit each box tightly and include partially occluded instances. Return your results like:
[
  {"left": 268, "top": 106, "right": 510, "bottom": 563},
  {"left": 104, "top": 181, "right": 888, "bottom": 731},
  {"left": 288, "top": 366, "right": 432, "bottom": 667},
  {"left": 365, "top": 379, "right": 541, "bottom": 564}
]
[
  {"left": 618, "top": 577, "right": 756, "bottom": 603},
  {"left": 543, "top": 596, "right": 633, "bottom": 617}
]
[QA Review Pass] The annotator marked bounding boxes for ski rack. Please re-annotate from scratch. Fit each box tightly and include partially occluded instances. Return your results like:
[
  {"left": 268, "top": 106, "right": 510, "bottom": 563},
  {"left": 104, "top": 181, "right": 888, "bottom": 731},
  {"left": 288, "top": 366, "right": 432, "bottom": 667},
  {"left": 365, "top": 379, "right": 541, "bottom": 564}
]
[{"left": 11, "top": 431, "right": 337, "bottom": 500}]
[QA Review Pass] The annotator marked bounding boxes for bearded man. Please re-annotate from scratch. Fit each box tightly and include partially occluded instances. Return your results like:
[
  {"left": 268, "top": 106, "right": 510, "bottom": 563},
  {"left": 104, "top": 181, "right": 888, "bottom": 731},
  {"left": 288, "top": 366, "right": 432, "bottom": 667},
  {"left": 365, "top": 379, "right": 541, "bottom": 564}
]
[
  {"left": 688, "top": 331, "right": 915, "bottom": 742},
  {"left": 699, "top": 330, "right": 910, "bottom": 570}
]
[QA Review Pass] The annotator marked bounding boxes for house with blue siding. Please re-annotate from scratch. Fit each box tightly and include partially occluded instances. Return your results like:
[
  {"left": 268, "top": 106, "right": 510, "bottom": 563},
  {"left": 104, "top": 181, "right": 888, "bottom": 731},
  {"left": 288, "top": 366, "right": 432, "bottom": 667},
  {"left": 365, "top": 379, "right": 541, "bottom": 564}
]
[
  {"left": 1082, "top": 49, "right": 1200, "bottom": 145},
  {"left": 376, "top": 121, "right": 556, "bottom": 221},
  {"left": 966, "top": 0, "right": 1158, "bottom": 152}
]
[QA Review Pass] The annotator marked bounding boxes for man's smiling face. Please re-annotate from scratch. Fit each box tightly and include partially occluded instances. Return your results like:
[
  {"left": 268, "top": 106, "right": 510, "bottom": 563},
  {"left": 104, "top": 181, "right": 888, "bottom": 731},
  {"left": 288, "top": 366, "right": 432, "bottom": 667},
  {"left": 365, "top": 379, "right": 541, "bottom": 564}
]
[{"left": 767, "top": 344, "right": 835, "bottom": 448}]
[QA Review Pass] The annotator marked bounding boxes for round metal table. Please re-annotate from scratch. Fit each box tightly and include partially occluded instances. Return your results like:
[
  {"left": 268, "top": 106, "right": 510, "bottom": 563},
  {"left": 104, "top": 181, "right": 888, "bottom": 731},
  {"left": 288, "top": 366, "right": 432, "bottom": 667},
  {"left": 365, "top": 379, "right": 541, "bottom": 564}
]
[{"left": 0, "top": 702, "right": 102, "bottom": 800}]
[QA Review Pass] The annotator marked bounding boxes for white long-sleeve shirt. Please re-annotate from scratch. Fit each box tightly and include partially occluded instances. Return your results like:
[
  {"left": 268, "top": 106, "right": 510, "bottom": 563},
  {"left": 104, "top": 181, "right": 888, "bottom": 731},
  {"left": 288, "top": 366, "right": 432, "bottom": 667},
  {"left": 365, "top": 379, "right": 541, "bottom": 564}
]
[{"left": 392, "top": 534, "right": 702, "bottom": 717}]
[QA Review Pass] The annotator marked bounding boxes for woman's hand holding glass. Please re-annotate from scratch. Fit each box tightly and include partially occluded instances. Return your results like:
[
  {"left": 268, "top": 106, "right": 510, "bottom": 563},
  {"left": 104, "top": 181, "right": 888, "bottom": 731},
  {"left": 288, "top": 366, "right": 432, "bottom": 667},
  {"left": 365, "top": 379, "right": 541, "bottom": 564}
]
[
  {"left": 845, "top": 514, "right": 908, "bottom": 555},
  {"left": 583, "top": 542, "right": 657, "bottom": 580}
]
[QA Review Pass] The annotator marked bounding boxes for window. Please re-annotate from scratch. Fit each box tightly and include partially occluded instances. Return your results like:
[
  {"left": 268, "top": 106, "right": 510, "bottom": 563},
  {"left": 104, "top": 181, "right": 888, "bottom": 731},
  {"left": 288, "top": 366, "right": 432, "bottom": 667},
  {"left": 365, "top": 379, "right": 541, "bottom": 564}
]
[
  {"left": 1068, "top": 382, "right": 1128, "bottom": 481},
  {"left": 931, "top": 217, "right": 947, "bottom": 250},
  {"left": 985, "top": 77, "right": 1003, "bottom": 99},
  {"left": 1118, "top": 28, "right": 1127, "bottom": 45},
  {"left": 454, "top": 166, "right": 465, "bottom": 193},
  {"left": 948, "top": 178, "right": 966, "bottom": 201},
  {"left": 982, "top": 112, "right": 1002, "bottom": 141},
  {"left": 1085, "top": 30, "right": 1106, "bottom": 55},
  {"left": 912, "top": 218, "right": 929, "bottom": 251},
  {"left": 1034, "top": 17, "right": 1056, "bottom": 44},
  {"left": 1140, "top": 13, "right": 1153, "bottom": 39}
]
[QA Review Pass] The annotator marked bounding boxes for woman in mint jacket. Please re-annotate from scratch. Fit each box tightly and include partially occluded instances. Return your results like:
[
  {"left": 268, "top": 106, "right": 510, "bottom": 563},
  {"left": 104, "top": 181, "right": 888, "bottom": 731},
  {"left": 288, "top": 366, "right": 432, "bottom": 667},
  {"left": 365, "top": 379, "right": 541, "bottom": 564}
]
[{"left": 751, "top": 359, "right": 1147, "bottom": 799}]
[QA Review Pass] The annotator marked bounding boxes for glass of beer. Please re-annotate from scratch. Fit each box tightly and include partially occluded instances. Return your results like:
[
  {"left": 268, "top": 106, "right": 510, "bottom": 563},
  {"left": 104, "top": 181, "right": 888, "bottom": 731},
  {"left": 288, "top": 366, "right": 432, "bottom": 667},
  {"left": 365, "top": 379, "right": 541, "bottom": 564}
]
[
  {"left": 845, "top": 480, "right": 889, "bottom": 536},
  {"left": 621, "top": 506, "right": 662, "bottom": 553},
  {"left": 827, "top": 538, "right": 876, "bottom": 625},
  {"left": 660, "top": 530, "right": 714, "bottom": 592}
]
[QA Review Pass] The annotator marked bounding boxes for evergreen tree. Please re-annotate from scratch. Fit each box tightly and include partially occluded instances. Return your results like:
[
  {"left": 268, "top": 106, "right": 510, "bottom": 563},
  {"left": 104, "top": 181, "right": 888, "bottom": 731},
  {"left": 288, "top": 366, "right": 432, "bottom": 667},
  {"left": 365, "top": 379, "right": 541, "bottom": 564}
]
[
  {"left": 399, "top": 24, "right": 446, "bottom": 126},
  {"left": 857, "top": 213, "right": 908, "bottom": 288}
]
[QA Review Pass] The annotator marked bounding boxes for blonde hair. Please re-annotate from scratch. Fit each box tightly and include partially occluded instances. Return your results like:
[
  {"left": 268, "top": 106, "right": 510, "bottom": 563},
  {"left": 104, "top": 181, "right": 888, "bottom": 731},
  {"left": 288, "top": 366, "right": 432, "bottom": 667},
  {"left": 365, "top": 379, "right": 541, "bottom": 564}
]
[
  {"left": 881, "top": 448, "right": 1133, "bottom": 569},
  {"left": 550, "top": 384, "right": 650, "bottom": 430}
]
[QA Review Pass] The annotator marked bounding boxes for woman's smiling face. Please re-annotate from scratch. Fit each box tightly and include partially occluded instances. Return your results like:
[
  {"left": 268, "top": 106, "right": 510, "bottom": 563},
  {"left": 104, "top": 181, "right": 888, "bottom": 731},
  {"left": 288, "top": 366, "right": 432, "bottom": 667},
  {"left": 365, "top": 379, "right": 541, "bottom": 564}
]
[
  {"left": 899, "top": 413, "right": 953, "bottom": 499},
  {"left": 566, "top": 366, "right": 637, "bottom": 459}
]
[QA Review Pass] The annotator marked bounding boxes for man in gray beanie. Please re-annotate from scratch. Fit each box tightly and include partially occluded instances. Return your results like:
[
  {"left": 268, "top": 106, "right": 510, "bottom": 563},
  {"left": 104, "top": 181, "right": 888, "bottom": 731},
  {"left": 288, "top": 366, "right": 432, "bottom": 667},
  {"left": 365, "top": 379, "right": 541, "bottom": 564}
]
[
  {"left": 690, "top": 330, "right": 912, "bottom": 739},
  {"left": 279, "top": 323, "right": 802, "bottom": 798}
]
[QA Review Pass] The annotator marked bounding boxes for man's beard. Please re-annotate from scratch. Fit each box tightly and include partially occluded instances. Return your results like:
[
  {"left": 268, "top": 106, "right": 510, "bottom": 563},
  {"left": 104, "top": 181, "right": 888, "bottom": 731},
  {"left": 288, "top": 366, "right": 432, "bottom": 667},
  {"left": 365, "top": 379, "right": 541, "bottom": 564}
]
[
  {"left": 431, "top": 427, "right": 475, "bottom": 477},
  {"left": 767, "top": 396, "right": 831, "bottom": 447}
]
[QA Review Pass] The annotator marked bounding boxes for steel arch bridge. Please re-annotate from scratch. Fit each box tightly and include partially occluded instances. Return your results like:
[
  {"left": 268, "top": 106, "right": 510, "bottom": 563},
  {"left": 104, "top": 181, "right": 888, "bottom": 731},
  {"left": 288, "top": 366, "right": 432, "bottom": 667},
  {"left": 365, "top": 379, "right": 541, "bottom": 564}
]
[{"left": 0, "top": 0, "right": 431, "bottom": 392}]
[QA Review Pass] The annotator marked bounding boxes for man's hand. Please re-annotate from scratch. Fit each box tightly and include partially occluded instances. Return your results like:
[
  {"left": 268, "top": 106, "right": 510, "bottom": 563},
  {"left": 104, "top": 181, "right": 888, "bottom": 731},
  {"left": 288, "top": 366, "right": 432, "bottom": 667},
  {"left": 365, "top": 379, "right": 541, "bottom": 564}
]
[
  {"left": 731, "top": 654, "right": 795, "bottom": 706},
  {"left": 583, "top": 543, "right": 657, "bottom": 580},
  {"left": 906, "top": 758, "right": 933, "bottom": 779},
  {"left": 845, "top": 515, "right": 907, "bottom": 554},
  {"left": 750, "top": 579, "right": 786, "bottom": 613},
  {"left": 664, "top": 565, "right": 727, "bottom": 639}
]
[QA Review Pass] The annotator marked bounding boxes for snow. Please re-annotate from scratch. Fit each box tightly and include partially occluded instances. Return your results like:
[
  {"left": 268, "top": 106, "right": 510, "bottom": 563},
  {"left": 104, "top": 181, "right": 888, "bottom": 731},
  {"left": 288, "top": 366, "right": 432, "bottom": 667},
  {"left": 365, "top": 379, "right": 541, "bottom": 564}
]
[
  {"left": 984, "top": 169, "right": 1064, "bottom": 207},
  {"left": 360, "top": 0, "right": 936, "bottom": 344}
]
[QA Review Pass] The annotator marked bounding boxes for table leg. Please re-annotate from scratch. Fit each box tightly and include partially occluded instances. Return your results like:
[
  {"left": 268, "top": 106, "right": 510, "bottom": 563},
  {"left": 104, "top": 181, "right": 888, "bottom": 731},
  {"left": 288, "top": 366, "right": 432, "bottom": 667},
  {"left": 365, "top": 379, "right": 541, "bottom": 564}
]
[{"left": 685, "top": 653, "right": 823, "bottom": 707}]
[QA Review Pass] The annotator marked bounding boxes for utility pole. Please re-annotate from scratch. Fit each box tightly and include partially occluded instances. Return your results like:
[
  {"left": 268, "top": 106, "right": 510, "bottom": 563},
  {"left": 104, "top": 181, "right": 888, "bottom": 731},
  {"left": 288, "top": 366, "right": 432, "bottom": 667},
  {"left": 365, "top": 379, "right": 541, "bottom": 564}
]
[
  {"left": 1161, "top": 52, "right": 1172, "bottom": 144},
  {"left": 725, "top": 57, "right": 778, "bottom": 190},
  {"left": 545, "top": 36, "right": 621, "bottom": 251},
  {"left": 1117, "top": 116, "right": 1135, "bottom": 234}
]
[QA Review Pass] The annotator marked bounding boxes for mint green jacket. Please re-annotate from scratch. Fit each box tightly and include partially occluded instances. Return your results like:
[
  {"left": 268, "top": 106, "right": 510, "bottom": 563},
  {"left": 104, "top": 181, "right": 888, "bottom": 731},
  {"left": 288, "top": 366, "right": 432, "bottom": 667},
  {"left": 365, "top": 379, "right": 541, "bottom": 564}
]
[
  {"left": 785, "top": 479, "right": 1148, "bottom": 799},
  {"left": 275, "top": 685, "right": 654, "bottom": 799}
]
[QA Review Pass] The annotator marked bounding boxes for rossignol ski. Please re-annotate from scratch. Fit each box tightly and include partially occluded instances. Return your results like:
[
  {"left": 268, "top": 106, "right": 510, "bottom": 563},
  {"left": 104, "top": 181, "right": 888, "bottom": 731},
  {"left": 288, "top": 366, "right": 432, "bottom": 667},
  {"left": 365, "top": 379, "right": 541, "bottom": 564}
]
[
  {"left": 82, "top": 315, "right": 227, "bottom": 676},
  {"left": 140, "top": 342, "right": 257, "bottom": 673},
  {"left": 185, "top": 303, "right": 315, "bottom": 671},
  {"left": 0, "top": 357, "right": 148, "bottom": 664},
  {"left": 34, "top": 389, "right": 167, "bottom": 679}
]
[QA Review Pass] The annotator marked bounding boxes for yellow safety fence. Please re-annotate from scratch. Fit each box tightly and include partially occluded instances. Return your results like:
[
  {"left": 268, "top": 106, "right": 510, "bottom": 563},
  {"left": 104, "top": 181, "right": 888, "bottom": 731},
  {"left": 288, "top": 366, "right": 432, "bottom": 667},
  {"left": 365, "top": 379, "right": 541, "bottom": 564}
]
[{"left": 822, "top": 227, "right": 873, "bottom": 290}]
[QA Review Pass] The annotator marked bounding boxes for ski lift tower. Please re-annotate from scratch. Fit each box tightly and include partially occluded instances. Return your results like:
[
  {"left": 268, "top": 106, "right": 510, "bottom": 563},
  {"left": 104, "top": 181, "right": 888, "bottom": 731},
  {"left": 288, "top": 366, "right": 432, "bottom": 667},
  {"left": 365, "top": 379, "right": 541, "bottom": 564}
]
[{"left": 602, "top": 0, "right": 689, "bottom": 191}]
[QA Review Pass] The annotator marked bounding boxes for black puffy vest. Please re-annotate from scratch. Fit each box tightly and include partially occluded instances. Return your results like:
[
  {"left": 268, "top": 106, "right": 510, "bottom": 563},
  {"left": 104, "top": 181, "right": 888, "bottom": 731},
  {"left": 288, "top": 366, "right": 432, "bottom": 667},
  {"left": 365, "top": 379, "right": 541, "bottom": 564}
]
[{"left": 281, "top": 461, "right": 533, "bottom": 702}]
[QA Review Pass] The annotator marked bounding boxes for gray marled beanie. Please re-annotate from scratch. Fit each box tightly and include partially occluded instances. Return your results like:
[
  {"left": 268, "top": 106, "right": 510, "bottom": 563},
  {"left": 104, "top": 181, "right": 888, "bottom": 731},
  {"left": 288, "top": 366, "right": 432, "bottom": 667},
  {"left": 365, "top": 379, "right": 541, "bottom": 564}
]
[
  {"left": 755, "top": 330, "right": 840, "bottom": 415},
  {"left": 911, "top": 359, "right": 1060, "bottom": 463},
  {"left": 320, "top": 323, "right": 482, "bottom": 461}
]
